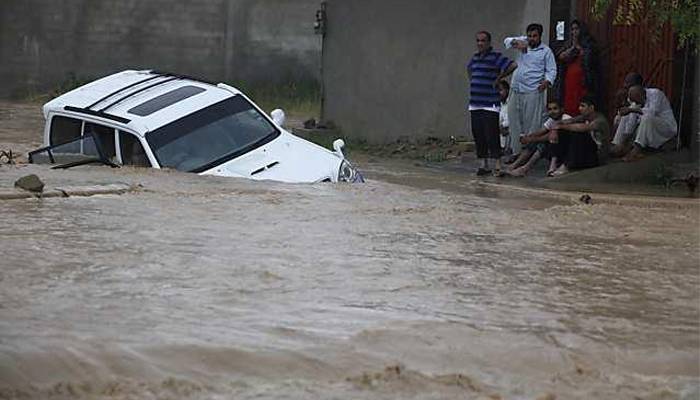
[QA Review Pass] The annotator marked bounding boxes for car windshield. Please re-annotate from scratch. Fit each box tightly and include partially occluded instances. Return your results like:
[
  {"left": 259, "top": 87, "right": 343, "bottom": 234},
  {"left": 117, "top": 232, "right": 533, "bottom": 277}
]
[{"left": 146, "top": 96, "right": 279, "bottom": 172}]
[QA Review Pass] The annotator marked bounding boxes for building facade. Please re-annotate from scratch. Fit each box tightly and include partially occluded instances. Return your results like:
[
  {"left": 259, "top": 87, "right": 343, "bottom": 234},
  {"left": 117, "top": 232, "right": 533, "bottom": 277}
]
[
  {"left": 322, "top": 0, "right": 697, "bottom": 148},
  {"left": 0, "top": 0, "right": 322, "bottom": 98}
]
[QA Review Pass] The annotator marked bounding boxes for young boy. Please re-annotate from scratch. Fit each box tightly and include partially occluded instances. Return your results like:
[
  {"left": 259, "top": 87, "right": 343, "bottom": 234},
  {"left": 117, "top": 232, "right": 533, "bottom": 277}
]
[
  {"left": 507, "top": 99, "right": 571, "bottom": 176},
  {"left": 497, "top": 80, "right": 511, "bottom": 156}
]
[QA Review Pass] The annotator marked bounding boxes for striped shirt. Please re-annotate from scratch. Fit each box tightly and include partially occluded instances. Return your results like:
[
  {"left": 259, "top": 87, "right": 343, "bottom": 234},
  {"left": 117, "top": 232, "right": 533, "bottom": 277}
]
[{"left": 467, "top": 48, "right": 511, "bottom": 110}]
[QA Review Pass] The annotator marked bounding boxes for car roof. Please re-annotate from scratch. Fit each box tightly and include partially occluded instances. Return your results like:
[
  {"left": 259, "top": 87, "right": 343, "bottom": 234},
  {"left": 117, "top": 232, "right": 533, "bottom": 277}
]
[{"left": 43, "top": 70, "right": 242, "bottom": 136}]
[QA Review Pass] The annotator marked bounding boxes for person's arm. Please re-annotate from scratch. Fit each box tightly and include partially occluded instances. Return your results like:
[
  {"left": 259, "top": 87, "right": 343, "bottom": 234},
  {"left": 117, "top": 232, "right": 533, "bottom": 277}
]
[
  {"left": 641, "top": 90, "right": 665, "bottom": 116},
  {"left": 496, "top": 61, "right": 517, "bottom": 83},
  {"left": 539, "top": 48, "right": 557, "bottom": 92},
  {"left": 520, "top": 127, "right": 549, "bottom": 144},
  {"left": 504, "top": 36, "right": 527, "bottom": 50},
  {"left": 557, "top": 114, "right": 586, "bottom": 125},
  {"left": 556, "top": 122, "right": 591, "bottom": 133},
  {"left": 557, "top": 45, "right": 575, "bottom": 62},
  {"left": 618, "top": 106, "right": 643, "bottom": 116}
]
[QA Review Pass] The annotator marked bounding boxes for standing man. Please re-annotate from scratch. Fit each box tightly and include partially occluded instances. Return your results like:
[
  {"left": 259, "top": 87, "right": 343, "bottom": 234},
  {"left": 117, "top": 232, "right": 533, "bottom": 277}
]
[
  {"left": 503, "top": 23, "right": 557, "bottom": 160},
  {"left": 467, "top": 30, "right": 516, "bottom": 176}
]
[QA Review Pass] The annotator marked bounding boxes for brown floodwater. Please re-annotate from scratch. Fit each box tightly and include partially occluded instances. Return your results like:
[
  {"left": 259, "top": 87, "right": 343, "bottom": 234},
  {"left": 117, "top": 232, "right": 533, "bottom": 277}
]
[{"left": 0, "top": 101, "right": 699, "bottom": 399}]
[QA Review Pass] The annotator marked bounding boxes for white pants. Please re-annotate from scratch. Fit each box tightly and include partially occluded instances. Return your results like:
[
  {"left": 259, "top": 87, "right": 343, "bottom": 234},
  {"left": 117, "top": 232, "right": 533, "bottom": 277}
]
[
  {"left": 507, "top": 91, "right": 545, "bottom": 155},
  {"left": 612, "top": 113, "right": 640, "bottom": 145},
  {"left": 635, "top": 114, "right": 676, "bottom": 149}
]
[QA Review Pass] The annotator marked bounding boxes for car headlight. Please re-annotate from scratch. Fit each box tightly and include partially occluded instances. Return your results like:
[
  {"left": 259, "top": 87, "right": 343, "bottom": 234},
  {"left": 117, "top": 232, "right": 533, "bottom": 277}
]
[{"left": 338, "top": 160, "right": 364, "bottom": 183}]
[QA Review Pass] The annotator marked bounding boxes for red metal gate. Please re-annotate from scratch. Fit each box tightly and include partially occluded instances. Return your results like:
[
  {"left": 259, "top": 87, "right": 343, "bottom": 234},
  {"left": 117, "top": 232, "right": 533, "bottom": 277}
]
[{"left": 576, "top": 0, "right": 676, "bottom": 116}]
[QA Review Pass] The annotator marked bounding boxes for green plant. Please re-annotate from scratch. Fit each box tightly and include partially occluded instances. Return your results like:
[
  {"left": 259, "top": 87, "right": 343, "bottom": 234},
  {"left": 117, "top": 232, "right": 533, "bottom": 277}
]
[
  {"left": 228, "top": 80, "right": 321, "bottom": 119},
  {"left": 50, "top": 72, "right": 90, "bottom": 99},
  {"left": 591, "top": 0, "right": 699, "bottom": 47}
]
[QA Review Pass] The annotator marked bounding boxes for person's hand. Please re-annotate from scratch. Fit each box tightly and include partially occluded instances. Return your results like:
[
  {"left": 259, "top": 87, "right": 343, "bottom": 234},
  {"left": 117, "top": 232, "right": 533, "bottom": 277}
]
[
  {"left": 537, "top": 80, "right": 550, "bottom": 92},
  {"left": 619, "top": 107, "right": 642, "bottom": 116},
  {"left": 548, "top": 129, "right": 559, "bottom": 144},
  {"left": 520, "top": 135, "right": 530, "bottom": 144}
]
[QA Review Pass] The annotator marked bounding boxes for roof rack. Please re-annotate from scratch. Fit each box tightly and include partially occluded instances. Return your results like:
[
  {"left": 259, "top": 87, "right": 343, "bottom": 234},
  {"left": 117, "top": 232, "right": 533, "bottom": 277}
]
[
  {"left": 97, "top": 76, "right": 181, "bottom": 113},
  {"left": 150, "top": 70, "right": 217, "bottom": 86},
  {"left": 95, "top": 71, "right": 216, "bottom": 113},
  {"left": 63, "top": 106, "right": 132, "bottom": 124},
  {"left": 64, "top": 70, "right": 218, "bottom": 123},
  {"left": 86, "top": 72, "right": 167, "bottom": 109}
]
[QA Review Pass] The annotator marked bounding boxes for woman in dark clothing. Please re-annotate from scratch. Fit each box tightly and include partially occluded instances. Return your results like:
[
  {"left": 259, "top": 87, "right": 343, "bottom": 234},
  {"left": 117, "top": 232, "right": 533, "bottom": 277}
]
[{"left": 555, "top": 20, "right": 600, "bottom": 116}]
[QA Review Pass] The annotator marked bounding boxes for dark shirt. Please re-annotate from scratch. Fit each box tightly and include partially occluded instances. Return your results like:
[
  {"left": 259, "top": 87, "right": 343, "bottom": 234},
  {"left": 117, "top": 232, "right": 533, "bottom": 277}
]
[
  {"left": 467, "top": 48, "right": 511, "bottom": 109},
  {"left": 569, "top": 112, "right": 610, "bottom": 162}
]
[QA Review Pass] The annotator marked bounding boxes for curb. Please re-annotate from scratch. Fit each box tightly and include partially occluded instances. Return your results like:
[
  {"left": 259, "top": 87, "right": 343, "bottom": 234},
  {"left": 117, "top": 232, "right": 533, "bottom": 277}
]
[
  {"left": 474, "top": 180, "right": 700, "bottom": 209},
  {"left": 0, "top": 183, "right": 138, "bottom": 201}
]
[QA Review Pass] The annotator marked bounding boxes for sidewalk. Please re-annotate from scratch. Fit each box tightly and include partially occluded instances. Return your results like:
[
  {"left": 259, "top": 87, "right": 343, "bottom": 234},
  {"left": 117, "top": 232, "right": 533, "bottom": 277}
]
[{"left": 427, "top": 148, "right": 699, "bottom": 203}]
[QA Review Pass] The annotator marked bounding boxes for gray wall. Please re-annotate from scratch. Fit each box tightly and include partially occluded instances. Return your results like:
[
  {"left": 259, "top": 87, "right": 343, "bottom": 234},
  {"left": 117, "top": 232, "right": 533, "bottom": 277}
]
[
  {"left": 0, "top": 0, "right": 321, "bottom": 98},
  {"left": 695, "top": 52, "right": 700, "bottom": 153},
  {"left": 322, "top": 0, "right": 551, "bottom": 143}
]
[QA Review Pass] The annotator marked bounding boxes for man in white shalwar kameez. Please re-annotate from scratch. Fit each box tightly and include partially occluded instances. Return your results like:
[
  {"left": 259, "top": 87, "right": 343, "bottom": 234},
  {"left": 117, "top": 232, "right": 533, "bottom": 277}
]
[{"left": 618, "top": 85, "right": 677, "bottom": 161}]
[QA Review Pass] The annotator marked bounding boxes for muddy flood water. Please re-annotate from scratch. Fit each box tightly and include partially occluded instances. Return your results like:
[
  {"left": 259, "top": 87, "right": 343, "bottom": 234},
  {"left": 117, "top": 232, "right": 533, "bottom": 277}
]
[{"left": 0, "top": 101, "right": 699, "bottom": 399}]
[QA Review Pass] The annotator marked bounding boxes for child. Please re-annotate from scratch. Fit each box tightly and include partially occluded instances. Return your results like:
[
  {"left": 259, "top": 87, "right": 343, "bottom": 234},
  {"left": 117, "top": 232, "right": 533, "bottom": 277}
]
[{"left": 497, "top": 80, "right": 511, "bottom": 156}]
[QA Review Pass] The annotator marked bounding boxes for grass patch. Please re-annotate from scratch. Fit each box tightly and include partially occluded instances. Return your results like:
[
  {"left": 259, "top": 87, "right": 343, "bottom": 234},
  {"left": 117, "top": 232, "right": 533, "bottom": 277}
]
[
  {"left": 21, "top": 72, "right": 91, "bottom": 103},
  {"left": 229, "top": 80, "right": 321, "bottom": 120}
]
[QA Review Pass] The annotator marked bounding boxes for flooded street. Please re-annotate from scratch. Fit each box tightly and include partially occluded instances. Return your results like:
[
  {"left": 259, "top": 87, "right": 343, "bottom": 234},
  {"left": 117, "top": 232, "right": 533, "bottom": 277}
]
[{"left": 0, "top": 102, "right": 699, "bottom": 399}]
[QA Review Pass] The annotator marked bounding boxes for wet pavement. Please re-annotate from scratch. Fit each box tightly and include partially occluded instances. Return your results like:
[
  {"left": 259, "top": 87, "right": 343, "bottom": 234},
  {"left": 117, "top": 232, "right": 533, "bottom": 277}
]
[{"left": 0, "top": 101, "right": 699, "bottom": 399}]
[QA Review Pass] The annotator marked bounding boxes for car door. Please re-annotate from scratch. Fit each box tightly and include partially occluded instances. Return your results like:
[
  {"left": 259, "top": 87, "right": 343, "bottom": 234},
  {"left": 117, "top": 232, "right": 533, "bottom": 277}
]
[{"left": 30, "top": 115, "right": 118, "bottom": 168}]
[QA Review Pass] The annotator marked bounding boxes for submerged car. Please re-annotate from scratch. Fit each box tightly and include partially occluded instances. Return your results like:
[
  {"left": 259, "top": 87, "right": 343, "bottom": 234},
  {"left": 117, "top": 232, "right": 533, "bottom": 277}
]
[{"left": 29, "top": 70, "right": 363, "bottom": 183}]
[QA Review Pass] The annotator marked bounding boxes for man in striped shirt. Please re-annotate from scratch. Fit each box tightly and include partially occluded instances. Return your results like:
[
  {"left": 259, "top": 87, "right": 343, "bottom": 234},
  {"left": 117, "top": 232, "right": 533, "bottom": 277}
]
[{"left": 468, "top": 30, "right": 516, "bottom": 176}]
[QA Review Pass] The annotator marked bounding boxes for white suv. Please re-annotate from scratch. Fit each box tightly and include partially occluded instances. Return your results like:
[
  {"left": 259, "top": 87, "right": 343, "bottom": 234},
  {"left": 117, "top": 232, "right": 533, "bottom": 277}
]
[{"left": 29, "top": 70, "right": 363, "bottom": 183}]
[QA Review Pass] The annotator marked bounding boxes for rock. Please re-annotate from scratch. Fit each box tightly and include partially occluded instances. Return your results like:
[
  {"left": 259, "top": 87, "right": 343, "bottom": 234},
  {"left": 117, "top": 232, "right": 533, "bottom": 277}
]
[{"left": 14, "top": 174, "right": 44, "bottom": 193}]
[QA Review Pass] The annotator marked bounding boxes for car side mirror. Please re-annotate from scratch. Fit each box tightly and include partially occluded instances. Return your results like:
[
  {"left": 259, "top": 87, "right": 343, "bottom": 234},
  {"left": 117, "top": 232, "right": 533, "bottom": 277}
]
[
  {"left": 333, "top": 139, "right": 345, "bottom": 158},
  {"left": 270, "top": 109, "right": 286, "bottom": 126}
]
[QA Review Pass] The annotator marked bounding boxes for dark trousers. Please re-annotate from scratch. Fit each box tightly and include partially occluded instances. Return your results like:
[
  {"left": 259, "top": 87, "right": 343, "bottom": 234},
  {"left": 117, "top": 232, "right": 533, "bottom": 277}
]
[
  {"left": 550, "top": 131, "right": 599, "bottom": 169},
  {"left": 470, "top": 110, "right": 501, "bottom": 159}
]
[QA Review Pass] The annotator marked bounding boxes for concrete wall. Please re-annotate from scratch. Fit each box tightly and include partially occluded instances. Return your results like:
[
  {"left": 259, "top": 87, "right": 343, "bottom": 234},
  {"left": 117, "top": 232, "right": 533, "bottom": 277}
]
[
  {"left": 322, "top": 0, "right": 551, "bottom": 143},
  {"left": 0, "top": 0, "right": 321, "bottom": 98},
  {"left": 694, "top": 52, "right": 700, "bottom": 154}
]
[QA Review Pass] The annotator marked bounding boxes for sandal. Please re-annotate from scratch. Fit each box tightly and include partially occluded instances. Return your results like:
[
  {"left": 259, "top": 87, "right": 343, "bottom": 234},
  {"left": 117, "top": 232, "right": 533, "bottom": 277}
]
[{"left": 492, "top": 168, "right": 504, "bottom": 177}]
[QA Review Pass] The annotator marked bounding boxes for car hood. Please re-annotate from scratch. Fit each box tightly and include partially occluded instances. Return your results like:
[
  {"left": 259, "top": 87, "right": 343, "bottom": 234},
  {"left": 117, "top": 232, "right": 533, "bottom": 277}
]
[{"left": 199, "top": 131, "right": 342, "bottom": 183}]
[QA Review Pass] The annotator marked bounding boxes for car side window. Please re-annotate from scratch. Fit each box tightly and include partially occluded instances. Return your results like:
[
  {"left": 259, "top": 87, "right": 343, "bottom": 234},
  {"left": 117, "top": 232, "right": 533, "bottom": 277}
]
[
  {"left": 84, "top": 122, "right": 116, "bottom": 161},
  {"left": 49, "top": 116, "right": 82, "bottom": 145},
  {"left": 119, "top": 131, "right": 150, "bottom": 167}
]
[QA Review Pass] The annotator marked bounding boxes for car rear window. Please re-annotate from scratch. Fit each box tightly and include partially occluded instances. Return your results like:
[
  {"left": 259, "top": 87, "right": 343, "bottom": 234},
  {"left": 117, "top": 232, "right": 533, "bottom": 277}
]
[
  {"left": 50, "top": 116, "right": 82, "bottom": 145},
  {"left": 127, "top": 85, "right": 205, "bottom": 116}
]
